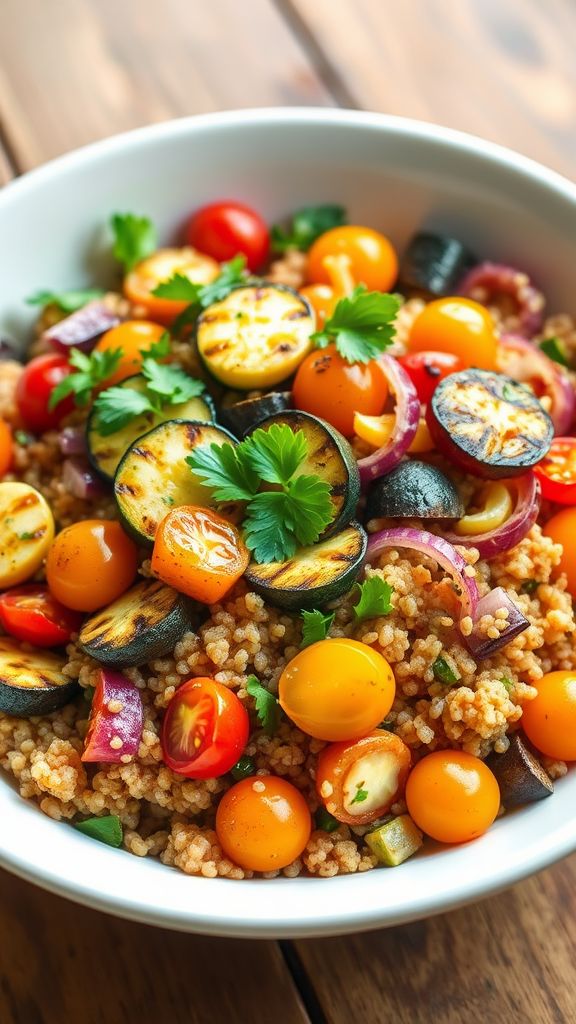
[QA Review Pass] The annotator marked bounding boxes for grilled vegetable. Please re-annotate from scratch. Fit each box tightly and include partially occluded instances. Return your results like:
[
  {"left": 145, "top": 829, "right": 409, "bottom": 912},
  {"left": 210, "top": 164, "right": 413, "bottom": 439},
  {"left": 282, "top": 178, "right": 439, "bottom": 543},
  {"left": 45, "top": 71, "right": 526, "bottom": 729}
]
[
  {"left": 244, "top": 411, "right": 360, "bottom": 537},
  {"left": 426, "top": 369, "right": 554, "bottom": 478},
  {"left": 196, "top": 284, "right": 314, "bottom": 390},
  {"left": 365, "top": 814, "right": 424, "bottom": 866},
  {"left": 0, "top": 482, "right": 55, "bottom": 587},
  {"left": 114, "top": 420, "right": 237, "bottom": 544},
  {"left": 244, "top": 522, "right": 367, "bottom": 609},
  {"left": 0, "top": 637, "right": 79, "bottom": 717},
  {"left": 365, "top": 460, "right": 463, "bottom": 521},
  {"left": 87, "top": 375, "right": 215, "bottom": 480},
  {"left": 42, "top": 300, "right": 121, "bottom": 354},
  {"left": 219, "top": 392, "right": 292, "bottom": 437},
  {"left": 79, "top": 579, "right": 192, "bottom": 667},
  {"left": 486, "top": 733, "right": 553, "bottom": 807},
  {"left": 82, "top": 668, "right": 143, "bottom": 763},
  {"left": 399, "top": 232, "right": 475, "bottom": 297}
]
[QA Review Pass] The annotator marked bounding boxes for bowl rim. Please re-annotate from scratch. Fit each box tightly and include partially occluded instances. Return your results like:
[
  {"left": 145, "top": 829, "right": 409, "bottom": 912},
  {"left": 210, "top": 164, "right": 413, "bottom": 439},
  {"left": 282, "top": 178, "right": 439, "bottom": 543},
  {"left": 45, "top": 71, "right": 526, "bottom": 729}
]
[{"left": 1, "top": 107, "right": 576, "bottom": 938}]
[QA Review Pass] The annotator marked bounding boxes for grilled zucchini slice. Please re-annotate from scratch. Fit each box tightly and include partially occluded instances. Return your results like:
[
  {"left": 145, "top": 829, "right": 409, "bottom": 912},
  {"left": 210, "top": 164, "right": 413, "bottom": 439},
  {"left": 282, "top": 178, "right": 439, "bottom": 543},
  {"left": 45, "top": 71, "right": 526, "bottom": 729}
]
[
  {"left": 0, "top": 638, "right": 79, "bottom": 717},
  {"left": 219, "top": 391, "right": 292, "bottom": 437},
  {"left": 196, "top": 284, "right": 314, "bottom": 390},
  {"left": 0, "top": 483, "right": 55, "bottom": 588},
  {"left": 79, "top": 579, "right": 192, "bottom": 667},
  {"left": 87, "top": 374, "right": 215, "bottom": 480},
  {"left": 114, "top": 420, "right": 237, "bottom": 544},
  {"left": 244, "top": 522, "right": 367, "bottom": 609}
]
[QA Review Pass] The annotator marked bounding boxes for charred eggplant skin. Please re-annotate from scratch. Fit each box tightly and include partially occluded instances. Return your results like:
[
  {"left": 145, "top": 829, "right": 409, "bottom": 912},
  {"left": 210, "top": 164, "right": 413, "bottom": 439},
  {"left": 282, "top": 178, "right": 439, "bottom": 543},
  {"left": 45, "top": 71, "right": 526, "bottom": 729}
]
[
  {"left": 399, "top": 232, "right": 476, "bottom": 297},
  {"left": 426, "top": 369, "right": 554, "bottom": 479},
  {"left": 219, "top": 392, "right": 292, "bottom": 438},
  {"left": 486, "top": 734, "right": 553, "bottom": 807},
  {"left": 365, "top": 460, "right": 464, "bottom": 521},
  {"left": 0, "top": 638, "right": 79, "bottom": 717}
]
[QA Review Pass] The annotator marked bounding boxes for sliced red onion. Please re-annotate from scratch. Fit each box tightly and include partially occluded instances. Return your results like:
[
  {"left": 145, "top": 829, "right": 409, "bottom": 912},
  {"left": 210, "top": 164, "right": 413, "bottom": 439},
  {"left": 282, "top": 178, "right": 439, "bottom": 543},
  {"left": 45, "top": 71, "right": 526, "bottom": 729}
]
[
  {"left": 62, "top": 457, "right": 107, "bottom": 500},
  {"left": 358, "top": 355, "right": 420, "bottom": 484},
  {"left": 464, "top": 587, "right": 530, "bottom": 660},
  {"left": 82, "top": 669, "right": 143, "bottom": 763},
  {"left": 43, "top": 301, "right": 121, "bottom": 354},
  {"left": 443, "top": 473, "right": 540, "bottom": 559},
  {"left": 459, "top": 261, "right": 545, "bottom": 338},
  {"left": 498, "top": 334, "right": 575, "bottom": 435},
  {"left": 59, "top": 426, "right": 88, "bottom": 456}
]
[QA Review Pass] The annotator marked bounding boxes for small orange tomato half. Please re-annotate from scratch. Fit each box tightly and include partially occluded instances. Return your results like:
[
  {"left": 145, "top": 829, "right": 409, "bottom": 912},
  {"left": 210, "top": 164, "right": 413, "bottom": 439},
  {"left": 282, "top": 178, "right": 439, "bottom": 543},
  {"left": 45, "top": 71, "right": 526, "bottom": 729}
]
[
  {"left": 124, "top": 247, "right": 220, "bottom": 325},
  {"left": 406, "top": 750, "right": 500, "bottom": 844},
  {"left": 543, "top": 507, "right": 576, "bottom": 598},
  {"left": 161, "top": 677, "right": 249, "bottom": 779},
  {"left": 216, "top": 776, "right": 312, "bottom": 872},
  {"left": 93, "top": 320, "right": 167, "bottom": 386},
  {"left": 292, "top": 344, "right": 388, "bottom": 438},
  {"left": 316, "top": 730, "right": 412, "bottom": 825},
  {"left": 0, "top": 419, "right": 13, "bottom": 477},
  {"left": 151, "top": 505, "right": 249, "bottom": 604},
  {"left": 407, "top": 297, "right": 498, "bottom": 371},
  {"left": 46, "top": 520, "right": 138, "bottom": 612},
  {"left": 521, "top": 671, "right": 576, "bottom": 761},
  {"left": 307, "top": 226, "right": 398, "bottom": 292}
]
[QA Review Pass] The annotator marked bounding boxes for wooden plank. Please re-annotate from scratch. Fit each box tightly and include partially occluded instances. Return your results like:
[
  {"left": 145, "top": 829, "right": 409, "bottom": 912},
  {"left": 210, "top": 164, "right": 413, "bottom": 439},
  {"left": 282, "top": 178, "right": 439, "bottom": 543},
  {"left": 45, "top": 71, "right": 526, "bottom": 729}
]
[
  {"left": 0, "top": 869, "right": 310, "bottom": 1024},
  {"left": 295, "top": 855, "right": 576, "bottom": 1024},
  {"left": 0, "top": 0, "right": 334, "bottom": 171},
  {"left": 281, "top": 0, "right": 576, "bottom": 177}
]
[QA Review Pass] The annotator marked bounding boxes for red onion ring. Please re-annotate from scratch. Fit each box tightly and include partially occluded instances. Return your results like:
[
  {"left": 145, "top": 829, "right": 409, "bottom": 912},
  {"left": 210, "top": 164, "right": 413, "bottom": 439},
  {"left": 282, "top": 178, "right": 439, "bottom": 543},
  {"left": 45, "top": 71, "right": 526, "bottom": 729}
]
[
  {"left": 357, "top": 356, "right": 420, "bottom": 485},
  {"left": 497, "top": 334, "right": 575, "bottom": 435},
  {"left": 59, "top": 426, "right": 88, "bottom": 456},
  {"left": 459, "top": 261, "right": 545, "bottom": 338},
  {"left": 442, "top": 473, "right": 540, "bottom": 560},
  {"left": 464, "top": 587, "right": 530, "bottom": 660},
  {"left": 81, "top": 669, "right": 143, "bottom": 763},
  {"left": 43, "top": 301, "right": 122, "bottom": 354},
  {"left": 62, "top": 457, "right": 108, "bottom": 500}
]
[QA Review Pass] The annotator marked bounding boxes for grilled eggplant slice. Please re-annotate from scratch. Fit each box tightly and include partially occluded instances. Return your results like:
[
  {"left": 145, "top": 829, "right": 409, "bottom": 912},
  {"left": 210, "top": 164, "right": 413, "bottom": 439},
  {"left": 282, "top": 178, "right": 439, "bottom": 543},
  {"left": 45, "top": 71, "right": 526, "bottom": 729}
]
[
  {"left": 487, "top": 734, "right": 553, "bottom": 807},
  {"left": 79, "top": 579, "right": 192, "bottom": 667},
  {"left": 219, "top": 391, "right": 292, "bottom": 437},
  {"left": 196, "top": 284, "right": 314, "bottom": 390},
  {"left": 87, "top": 375, "right": 215, "bottom": 480},
  {"left": 0, "top": 482, "right": 55, "bottom": 588},
  {"left": 399, "top": 232, "right": 475, "bottom": 297},
  {"left": 244, "top": 522, "right": 367, "bottom": 609},
  {"left": 0, "top": 638, "right": 79, "bottom": 716},
  {"left": 114, "top": 420, "right": 237, "bottom": 544},
  {"left": 365, "top": 460, "right": 464, "bottom": 520}
]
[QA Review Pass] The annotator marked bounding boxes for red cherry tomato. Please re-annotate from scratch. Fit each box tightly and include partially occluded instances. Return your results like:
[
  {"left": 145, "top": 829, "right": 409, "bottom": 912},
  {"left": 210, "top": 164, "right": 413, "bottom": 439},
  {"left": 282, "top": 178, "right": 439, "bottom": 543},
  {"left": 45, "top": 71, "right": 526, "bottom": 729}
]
[
  {"left": 534, "top": 437, "right": 576, "bottom": 505},
  {"left": 0, "top": 585, "right": 83, "bottom": 646},
  {"left": 161, "top": 677, "right": 249, "bottom": 779},
  {"left": 397, "top": 351, "right": 466, "bottom": 405},
  {"left": 16, "top": 354, "right": 75, "bottom": 432},
  {"left": 292, "top": 344, "right": 388, "bottom": 438},
  {"left": 185, "top": 201, "right": 270, "bottom": 272}
]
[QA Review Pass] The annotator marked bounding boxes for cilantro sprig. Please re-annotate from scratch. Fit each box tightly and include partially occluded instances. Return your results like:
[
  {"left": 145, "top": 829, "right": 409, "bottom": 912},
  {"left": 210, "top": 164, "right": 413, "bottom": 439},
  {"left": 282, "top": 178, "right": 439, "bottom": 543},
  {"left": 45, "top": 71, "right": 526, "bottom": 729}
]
[
  {"left": 111, "top": 213, "right": 157, "bottom": 272},
  {"left": 48, "top": 347, "right": 123, "bottom": 410},
  {"left": 432, "top": 655, "right": 460, "bottom": 686},
  {"left": 540, "top": 336, "right": 569, "bottom": 367},
  {"left": 152, "top": 256, "right": 248, "bottom": 335},
  {"left": 312, "top": 286, "right": 400, "bottom": 364},
  {"left": 300, "top": 609, "right": 335, "bottom": 648},
  {"left": 246, "top": 675, "right": 280, "bottom": 736},
  {"left": 271, "top": 204, "right": 346, "bottom": 253},
  {"left": 26, "top": 288, "right": 105, "bottom": 313},
  {"left": 74, "top": 814, "right": 123, "bottom": 848},
  {"left": 353, "top": 576, "right": 394, "bottom": 621}
]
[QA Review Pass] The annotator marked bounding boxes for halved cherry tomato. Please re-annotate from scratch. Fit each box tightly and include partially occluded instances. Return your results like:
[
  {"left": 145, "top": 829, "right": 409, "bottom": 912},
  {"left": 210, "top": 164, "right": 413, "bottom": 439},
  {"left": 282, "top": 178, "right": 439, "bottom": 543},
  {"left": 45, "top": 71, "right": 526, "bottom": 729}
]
[
  {"left": 46, "top": 520, "right": 138, "bottom": 612},
  {"left": 151, "top": 505, "right": 249, "bottom": 604},
  {"left": 307, "top": 226, "right": 398, "bottom": 292},
  {"left": 397, "top": 351, "right": 466, "bottom": 405},
  {"left": 0, "top": 584, "right": 83, "bottom": 646},
  {"left": 0, "top": 419, "right": 13, "bottom": 477},
  {"left": 161, "top": 677, "right": 249, "bottom": 779},
  {"left": 186, "top": 201, "right": 270, "bottom": 273},
  {"left": 93, "top": 320, "right": 167, "bottom": 386},
  {"left": 534, "top": 437, "right": 576, "bottom": 504},
  {"left": 407, "top": 298, "right": 498, "bottom": 371},
  {"left": 521, "top": 670, "right": 576, "bottom": 761},
  {"left": 123, "top": 247, "right": 220, "bottom": 325},
  {"left": 405, "top": 750, "right": 500, "bottom": 844},
  {"left": 215, "top": 775, "right": 311, "bottom": 871},
  {"left": 278, "top": 638, "right": 396, "bottom": 742},
  {"left": 316, "top": 729, "right": 411, "bottom": 826},
  {"left": 16, "top": 354, "right": 75, "bottom": 432},
  {"left": 292, "top": 344, "right": 388, "bottom": 438},
  {"left": 543, "top": 507, "right": 576, "bottom": 597}
]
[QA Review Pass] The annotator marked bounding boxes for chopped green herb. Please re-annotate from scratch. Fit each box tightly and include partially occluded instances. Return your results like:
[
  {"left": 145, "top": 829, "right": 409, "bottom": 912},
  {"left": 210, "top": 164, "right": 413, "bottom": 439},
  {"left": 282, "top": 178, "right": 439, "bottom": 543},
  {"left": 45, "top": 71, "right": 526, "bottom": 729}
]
[
  {"left": 312, "top": 286, "right": 400, "bottom": 365},
  {"left": 14, "top": 430, "right": 33, "bottom": 447},
  {"left": 246, "top": 675, "right": 280, "bottom": 736},
  {"left": 350, "top": 785, "right": 369, "bottom": 805},
  {"left": 500, "top": 676, "right": 514, "bottom": 692},
  {"left": 111, "top": 213, "right": 157, "bottom": 273},
  {"left": 155, "top": 256, "right": 248, "bottom": 337},
  {"left": 300, "top": 609, "right": 335, "bottom": 648},
  {"left": 502, "top": 383, "right": 517, "bottom": 401},
  {"left": 74, "top": 814, "right": 123, "bottom": 848},
  {"left": 146, "top": 331, "right": 172, "bottom": 359},
  {"left": 161, "top": 495, "right": 175, "bottom": 507},
  {"left": 315, "top": 807, "right": 340, "bottom": 833},
  {"left": 48, "top": 347, "right": 123, "bottom": 410},
  {"left": 230, "top": 755, "right": 256, "bottom": 782},
  {"left": 271, "top": 204, "right": 347, "bottom": 253},
  {"left": 93, "top": 355, "right": 205, "bottom": 436},
  {"left": 521, "top": 579, "right": 540, "bottom": 595},
  {"left": 432, "top": 655, "right": 460, "bottom": 686},
  {"left": 540, "top": 336, "right": 569, "bottom": 367},
  {"left": 17, "top": 532, "right": 35, "bottom": 541},
  {"left": 352, "top": 576, "right": 394, "bottom": 621},
  {"left": 26, "top": 288, "right": 105, "bottom": 313}
]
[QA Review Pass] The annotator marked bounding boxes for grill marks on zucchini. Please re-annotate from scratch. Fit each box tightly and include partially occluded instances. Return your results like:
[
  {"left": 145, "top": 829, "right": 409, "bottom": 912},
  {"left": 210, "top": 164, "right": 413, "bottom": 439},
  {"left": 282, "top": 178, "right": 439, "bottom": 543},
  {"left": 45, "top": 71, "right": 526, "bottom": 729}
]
[
  {"left": 0, "top": 638, "right": 79, "bottom": 717},
  {"left": 0, "top": 482, "right": 55, "bottom": 588}
]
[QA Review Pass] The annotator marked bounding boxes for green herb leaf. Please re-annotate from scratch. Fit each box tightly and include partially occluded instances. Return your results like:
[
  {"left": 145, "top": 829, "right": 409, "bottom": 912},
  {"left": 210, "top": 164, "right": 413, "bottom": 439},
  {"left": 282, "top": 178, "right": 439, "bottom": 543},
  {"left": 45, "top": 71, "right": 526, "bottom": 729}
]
[
  {"left": 353, "top": 576, "right": 394, "bottom": 621},
  {"left": 187, "top": 442, "right": 259, "bottom": 502},
  {"left": 18, "top": 531, "right": 35, "bottom": 541},
  {"left": 271, "top": 204, "right": 347, "bottom": 253},
  {"left": 502, "top": 383, "right": 516, "bottom": 401},
  {"left": 48, "top": 347, "right": 123, "bottom": 410},
  {"left": 246, "top": 675, "right": 280, "bottom": 736},
  {"left": 313, "top": 286, "right": 400, "bottom": 364},
  {"left": 242, "top": 422, "right": 308, "bottom": 484},
  {"left": 14, "top": 430, "right": 33, "bottom": 447},
  {"left": 26, "top": 288, "right": 105, "bottom": 313},
  {"left": 242, "top": 478, "right": 332, "bottom": 563},
  {"left": 111, "top": 213, "right": 157, "bottom": 273},
  {"left": 154, "top": 256, "right": 247, "bottom": 332},
  {"left": 92, "top": 386, "right": 155, "bottom": 436},
  {"left": 230, "top": 754, "right": 256, "bottom": 781},
  {"left": 141, "top": 359, "right": 205, "bottom": 403},
  {"left": 195, "top": 255, "right": 247, "bottom": 306},
  {"left": 540, "top": 336, "right": 569, "bottom": 367},
  {"left": 350, "top": 786, "right": 369, "bottom": 805},
  {"left": 151, "top": 273, "right": 201, "bottom": 301},
  {"left": 432, "top": 655, "right": 460, "bottom": 686},
  {"left": 314, "top": 807, "right": 340, "bottom": 832},
  {"left": 146, "top": 331, "right": 172, "bottom": 359},
  {"left": 301, "top": 609, "right": 335, "bottom": 648},
  {"left": 74, "top": 814, "right": 123, "bottom": 848},
  {"left": 500, "top": 676, "right": 514, "bottom": 692}
]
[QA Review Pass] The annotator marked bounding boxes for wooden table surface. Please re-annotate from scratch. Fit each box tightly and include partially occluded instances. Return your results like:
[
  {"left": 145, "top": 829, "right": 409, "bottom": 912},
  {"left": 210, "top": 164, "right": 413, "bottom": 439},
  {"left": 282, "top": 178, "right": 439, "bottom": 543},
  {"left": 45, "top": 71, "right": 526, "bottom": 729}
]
[{"left": 1, "top": 2, "right": 576, "bottom": 1021}]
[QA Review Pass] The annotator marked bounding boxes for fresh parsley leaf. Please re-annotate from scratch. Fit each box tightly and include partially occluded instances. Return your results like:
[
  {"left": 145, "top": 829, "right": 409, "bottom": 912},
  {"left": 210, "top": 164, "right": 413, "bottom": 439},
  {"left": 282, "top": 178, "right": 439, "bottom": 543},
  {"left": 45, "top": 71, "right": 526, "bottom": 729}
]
[
  {"left": 301, "top": 609, "right": 335, "bottom": 648},
  {"left": 141, "top": 359, "right": 205, "bottom": 403},
  {"left": 92, "top": 386, "right": 155, "bottom": 436},
  {"left": 242, "top": 423, "right": 308, "bottom": 485},
  {"left": 161, "top": 495, "right": 175, "bottom": 507},
  {"left": 350, "top": 786, "right": 369, "bottom": 805},
  {"left": 153, "top": 256, "right": 247, "bottom": 318},
  {"left": 111, "top": 213, "right": 157, "bottom": 272},
  {"left": 271, "top": 204, "right": 346, "bottom": 253},
  {"left": 74, "top": 814, "right": 123, "bottom": 848},
  {"left": 243, "top": 478, "right": 332, "bottom": 563},
  {"left": 540, "top": 336, "right": 569, "bottom": 367},
  {"left": 26, "top": 288, "right": 105, "bottom": 313},
  {"left": 187, "top": 442, "right": 259, "bottom": 502},
  {"left": 312, "top": 286, "right": 400, "bottom": 364},
  {"left": 315, "top": 807, "right": 340, "bottom": 832},
  {"left": 246, "top": 675, "right": 280, "bottom": 736},
  {"left": 353, "top": 576, "right": 394, "bottom": 621},
  {"left": 146, "top": 331, "right": 172, "bottom": 359},
  {"left": 432, "top": 656, "right": 460, "bottom": 686},
  {"left": 48, "top": 347, "right": 123, "bottom": 410},
  {"left": 198, "top": 255, "right": 247, "bottom": 306},
  {"left": 151, "top": 273, "right": 200, "bottom": 301}
]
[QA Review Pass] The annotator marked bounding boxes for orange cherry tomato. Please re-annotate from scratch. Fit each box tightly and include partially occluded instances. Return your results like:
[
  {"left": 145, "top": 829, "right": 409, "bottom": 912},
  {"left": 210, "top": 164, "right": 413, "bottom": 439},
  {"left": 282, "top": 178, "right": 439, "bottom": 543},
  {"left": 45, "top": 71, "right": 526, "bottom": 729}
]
[
  {"left": 278, "top": 638, "right": 396, "bottom": 742},
  {"left": 93, "top": 320, "right": 167, "bottom": 386},
  {"left": 215, "top": 775, "right": 311, "bottom": 872},
  {"left": 299, "top": 284, "right": 337, "bottom": 331},
  {"left": 151, "top": 505, "right": 249, "bottom": 604},
  {"left": 292, "top": 344, "right": 388, "bottom": 438},
  {"left": 0, "top": 419, "right": 13, "bottom": 477},
  {"left": 521, "top": 671, "right": 576, "bottom": 761},
  {"left": 543, "top": 508, "right": 576, "bottom": 598},
  {"left": 316, "top": 729, "right": 412, "bottom": 825},
  {"left": 123, "top": 247, "right": 220, "bottom": 325},
  {"left": 161, "top": 677, "right": 249, "bottom": 779},
  {"left": 46, "top": 520, "right": 138, "bottom": 612},
  {"left": 307, "top": 226, "right": 398, "bottom": 292},
  {"left": 407, "top": 297, "right": 498, "bottom": 371},
  {"left": 405, "top": 750, "right": 500, "bottom": 844}
]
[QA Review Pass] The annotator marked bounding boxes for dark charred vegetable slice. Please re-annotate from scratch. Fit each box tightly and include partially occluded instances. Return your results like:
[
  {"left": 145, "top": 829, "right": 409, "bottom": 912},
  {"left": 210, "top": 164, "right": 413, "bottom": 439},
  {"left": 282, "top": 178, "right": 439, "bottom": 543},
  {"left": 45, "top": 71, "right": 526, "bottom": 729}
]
[
  {"left": 244, "top": 522, "right": 367, "bottom": 610},
  {"left": 79, "top": 579, "right": 192, "bottom": 667},
  {"left": 426, "top": 369, "right": 553, "bottom": 479},
  {"left": 399, "top": 232, "right": 475, "bottom": 297},
  {"left": 114, "top": 420, "right": 238, "bottom": 544},
  {"left": 0, "top": 637, "right": 79, "bottom": 717},
  {"left": 87, "top": 374, "right": 214, "bottom": 480},
  {"left": 486, "top": 733, "right": 553, "bottom": 807},
  {"left": 219, "top": 392, "right": 292, "bottom": 437},
  {"left": 365, "top": 460, "right": 464, "bottom": 521},
  {"left": 196, "top": 284, "right": 314, "bottom": 390}
]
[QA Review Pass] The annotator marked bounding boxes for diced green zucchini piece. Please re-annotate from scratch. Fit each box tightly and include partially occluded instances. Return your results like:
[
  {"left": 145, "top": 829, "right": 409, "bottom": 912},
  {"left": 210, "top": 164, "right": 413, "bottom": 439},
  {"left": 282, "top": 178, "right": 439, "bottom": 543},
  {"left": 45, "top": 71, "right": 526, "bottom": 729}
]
[
  {"left": 0, "top": 638, "right": 79, "bottom": 717},
  {"left": 365, "top": 814, "right": 423, "bottom": 866}
]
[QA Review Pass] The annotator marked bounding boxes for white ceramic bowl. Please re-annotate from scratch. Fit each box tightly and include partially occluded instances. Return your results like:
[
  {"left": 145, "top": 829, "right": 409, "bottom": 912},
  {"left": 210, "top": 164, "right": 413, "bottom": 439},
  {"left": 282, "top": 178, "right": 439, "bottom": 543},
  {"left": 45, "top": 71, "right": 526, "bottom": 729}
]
[{"left": 1, "top": 109, "right": 576, "bottom": 938}]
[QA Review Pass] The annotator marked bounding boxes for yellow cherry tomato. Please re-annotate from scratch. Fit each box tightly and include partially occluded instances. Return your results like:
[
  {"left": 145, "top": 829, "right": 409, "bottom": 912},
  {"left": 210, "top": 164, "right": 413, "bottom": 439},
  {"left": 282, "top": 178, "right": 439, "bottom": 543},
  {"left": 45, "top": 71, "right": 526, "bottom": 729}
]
[
  {"left": 215, "top": 776, "right": 311, "bottom": 872},
  {"left": 123, "top": 247, "right": 219, "bottom": 325},
  {"left": 278, "top": 638, "right": 396, "bottom": 741},
  {"left": 452, "top": 482, "right": 513, "bottom": 536},
  {"left": 46, "top": 520, "right": 138, "bottom": 612},
  {"left": 93, "top": 321, "right": 167, "bottom": 385},
  {"left": 307, "top": 226, "right": 398, "bottom": 292},
  {"left": 521, "top": 671, "right": 576, "bottom": 760},
  {"left": 406, "top": 750, "right": 500, "bottom": 844},
  {"left": 543, "top": 508, "right": 576, "bottom": 598},
  {"left": 407, "top": 297, "right": 498, "bottom": 371}
]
